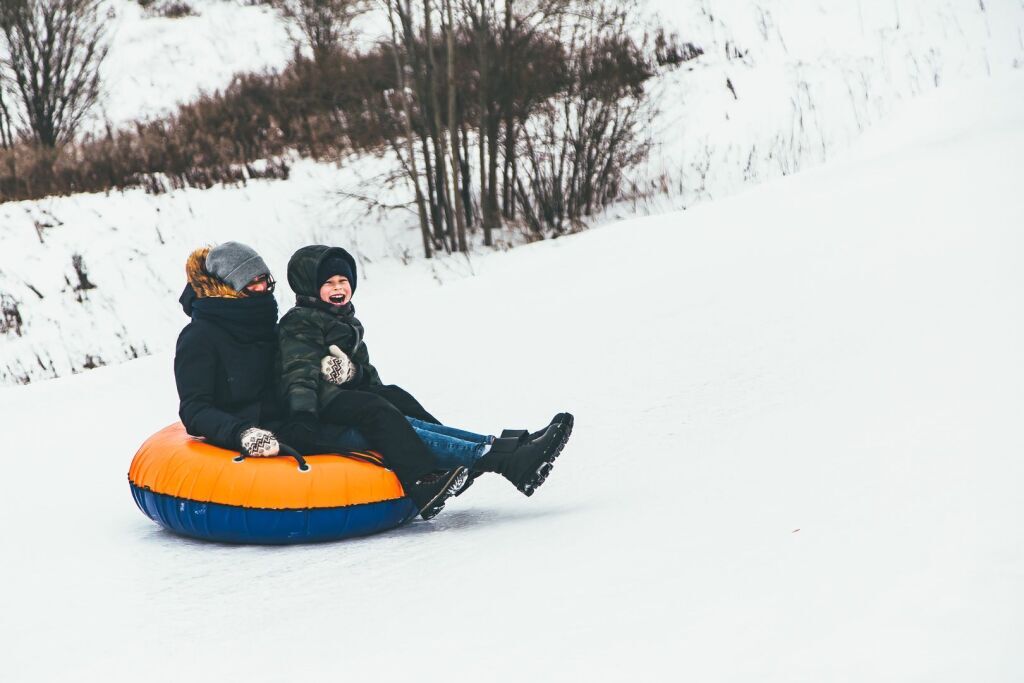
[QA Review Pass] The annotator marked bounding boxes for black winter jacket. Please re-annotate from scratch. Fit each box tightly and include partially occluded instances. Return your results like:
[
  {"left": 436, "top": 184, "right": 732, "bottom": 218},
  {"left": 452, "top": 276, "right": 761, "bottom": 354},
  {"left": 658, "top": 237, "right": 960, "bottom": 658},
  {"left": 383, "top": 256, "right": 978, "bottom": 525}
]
[
  {"left": 174, "top": 284, "right": 284, "bottom": 450},
  {"left": 278, "top": 245, "right": 383, "bottom": 416}
]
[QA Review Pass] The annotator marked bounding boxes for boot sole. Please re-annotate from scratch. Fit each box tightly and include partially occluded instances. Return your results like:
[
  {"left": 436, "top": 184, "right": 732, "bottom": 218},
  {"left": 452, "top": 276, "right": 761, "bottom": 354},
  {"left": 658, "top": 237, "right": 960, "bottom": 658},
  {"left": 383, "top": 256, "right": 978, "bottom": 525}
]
[
  {"left": 419, "top": 467, "right": 469, "bottom": 520},
  {"left": 453, "top": 469, "right": 484, "bottom": 498},
  {"left": 519, "top": 416, "right": 574, "bottom": 496}
]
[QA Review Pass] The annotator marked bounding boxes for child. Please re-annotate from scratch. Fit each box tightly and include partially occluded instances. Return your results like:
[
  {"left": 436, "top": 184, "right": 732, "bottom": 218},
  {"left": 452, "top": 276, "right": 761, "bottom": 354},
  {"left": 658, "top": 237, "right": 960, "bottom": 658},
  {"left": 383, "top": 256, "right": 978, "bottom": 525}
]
[{"left": 277, "top": 245, "right": 573, "bottom": 516}]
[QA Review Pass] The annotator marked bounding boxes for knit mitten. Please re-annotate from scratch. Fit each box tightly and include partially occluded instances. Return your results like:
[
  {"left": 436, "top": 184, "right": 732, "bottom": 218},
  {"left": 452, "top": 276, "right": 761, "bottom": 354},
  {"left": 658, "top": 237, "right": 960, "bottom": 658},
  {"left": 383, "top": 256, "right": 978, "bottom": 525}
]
[
  {"left": 320, "top": 344, "right": 356, "bottom": 385},
  {"left": 240, "top": 427, "right": 280, "bottom": 457}
]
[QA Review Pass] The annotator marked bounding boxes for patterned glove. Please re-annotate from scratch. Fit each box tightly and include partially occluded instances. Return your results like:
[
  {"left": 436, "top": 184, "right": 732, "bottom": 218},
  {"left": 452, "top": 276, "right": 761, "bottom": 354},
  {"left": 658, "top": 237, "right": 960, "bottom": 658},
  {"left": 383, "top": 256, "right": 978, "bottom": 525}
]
[
  {"left": 321, "top": 344, "right": 356, "bottom": 385},
  {"left": 240, "top": 427, "right": 280, "bottom": 457}
]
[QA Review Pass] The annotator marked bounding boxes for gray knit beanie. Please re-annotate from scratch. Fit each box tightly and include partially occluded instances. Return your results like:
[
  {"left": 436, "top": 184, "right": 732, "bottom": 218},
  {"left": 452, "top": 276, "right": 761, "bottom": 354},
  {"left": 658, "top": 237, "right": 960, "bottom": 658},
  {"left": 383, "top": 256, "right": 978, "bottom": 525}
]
[{"left": 206, "top": 241, "right": 271, "bottom": 291}]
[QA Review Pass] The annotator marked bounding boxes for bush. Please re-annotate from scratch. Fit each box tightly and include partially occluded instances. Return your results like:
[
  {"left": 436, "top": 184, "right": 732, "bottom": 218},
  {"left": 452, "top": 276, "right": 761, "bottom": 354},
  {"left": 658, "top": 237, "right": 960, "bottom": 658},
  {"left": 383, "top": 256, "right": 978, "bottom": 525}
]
[
  {"left": 0, "top": 48, "right": 409, "bottom": 201},
  {"left": 137, "top": 0, "right": 195, "bottom": 17}
]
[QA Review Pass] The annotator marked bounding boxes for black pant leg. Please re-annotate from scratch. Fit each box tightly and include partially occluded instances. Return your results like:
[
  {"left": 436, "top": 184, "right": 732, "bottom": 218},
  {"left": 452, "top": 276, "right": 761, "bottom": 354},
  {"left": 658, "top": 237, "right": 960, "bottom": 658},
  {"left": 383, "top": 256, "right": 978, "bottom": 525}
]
[
  {"left": 320, "top": 391, "right": 436, "bottom": 482},
  {"left": 365, "top": 384, "right": 442, "bottom": 424}
]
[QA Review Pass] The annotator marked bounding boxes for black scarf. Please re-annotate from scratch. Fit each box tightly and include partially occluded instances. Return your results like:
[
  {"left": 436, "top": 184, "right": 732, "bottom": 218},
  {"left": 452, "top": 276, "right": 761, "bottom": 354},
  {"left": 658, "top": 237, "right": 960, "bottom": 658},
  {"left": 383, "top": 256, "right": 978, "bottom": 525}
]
[{"left": 181, "top": 284, "right": 279, "bottom": 341}]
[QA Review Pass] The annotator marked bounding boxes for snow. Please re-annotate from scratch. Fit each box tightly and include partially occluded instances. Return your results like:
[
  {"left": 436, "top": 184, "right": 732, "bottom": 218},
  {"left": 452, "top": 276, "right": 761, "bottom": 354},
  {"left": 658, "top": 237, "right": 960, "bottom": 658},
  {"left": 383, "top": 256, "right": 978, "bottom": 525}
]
[
  {"left": 2, "top": 69, "right": 1023, "bottom": 680},
  {"left": 100, "top": 0, "right": 293, "bottom": 127}
]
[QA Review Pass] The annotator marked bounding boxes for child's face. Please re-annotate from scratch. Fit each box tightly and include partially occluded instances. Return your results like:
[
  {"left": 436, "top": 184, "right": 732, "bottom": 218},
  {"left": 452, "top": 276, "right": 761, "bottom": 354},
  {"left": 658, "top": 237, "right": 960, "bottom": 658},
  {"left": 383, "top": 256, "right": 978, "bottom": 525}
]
[{"left": 319, "top": 275, "right": 352, "bottom": 306}]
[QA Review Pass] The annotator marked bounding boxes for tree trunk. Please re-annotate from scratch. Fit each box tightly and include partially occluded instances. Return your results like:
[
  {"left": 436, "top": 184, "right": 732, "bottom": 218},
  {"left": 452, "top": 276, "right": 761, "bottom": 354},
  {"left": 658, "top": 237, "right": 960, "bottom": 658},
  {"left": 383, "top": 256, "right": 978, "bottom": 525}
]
[
  {"left": 476, "top": 0, "right": 493, "bottom": 246},
  {"left": 424, "top": 0, "right": 455, "bottom": 251},
  {"left": 444, "top": 0, "right": 468, "bottom": 252},
  {"left": 459, "top": 118, "right": 475, "bottom": 226},
  {"left": 386, "top": 0, "right": 432, "bottom": 258},
  {"left": 419, "top": 133, "right": 444, "bottom": 248}
]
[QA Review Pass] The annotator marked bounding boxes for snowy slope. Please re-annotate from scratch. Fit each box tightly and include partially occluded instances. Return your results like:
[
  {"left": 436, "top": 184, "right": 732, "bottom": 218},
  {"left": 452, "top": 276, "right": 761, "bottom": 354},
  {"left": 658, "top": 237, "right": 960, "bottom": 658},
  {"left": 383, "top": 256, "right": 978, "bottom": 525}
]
[
  {"left": 1, "top": 70, "right": 1022, "bottom": 681},
  {"left": 2, "top": 0, "right": 1022, "bottom": 385},
  {"left": 100, "top": 0, "right": 293, "bottom": 127},
  {"left": 642, "top": 0, "right": 1024, "bottom": 206}
]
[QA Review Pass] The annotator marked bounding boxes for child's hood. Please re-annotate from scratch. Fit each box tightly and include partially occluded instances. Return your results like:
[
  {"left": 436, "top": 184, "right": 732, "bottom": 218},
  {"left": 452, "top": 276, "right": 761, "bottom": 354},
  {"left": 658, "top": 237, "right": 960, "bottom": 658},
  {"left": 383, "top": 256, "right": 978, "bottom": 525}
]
[{"left": 287, "top": 245, "right": 358, "bottom": 298}]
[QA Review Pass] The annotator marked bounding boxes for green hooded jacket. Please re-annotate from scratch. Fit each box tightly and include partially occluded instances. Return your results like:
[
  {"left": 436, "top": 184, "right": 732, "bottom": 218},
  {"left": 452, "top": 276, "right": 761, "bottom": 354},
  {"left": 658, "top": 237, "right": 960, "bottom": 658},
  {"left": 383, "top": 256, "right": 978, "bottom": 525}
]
[{"left": 278, "top": 245, "right": 382, "bottom": 416}]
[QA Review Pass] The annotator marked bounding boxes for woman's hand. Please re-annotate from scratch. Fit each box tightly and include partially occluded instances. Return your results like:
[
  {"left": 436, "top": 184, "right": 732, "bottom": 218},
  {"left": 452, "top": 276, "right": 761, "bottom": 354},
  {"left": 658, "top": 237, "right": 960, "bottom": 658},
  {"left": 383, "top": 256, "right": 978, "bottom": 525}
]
[
  {"left": 240, "top": 427, "right": 280, "bottom": 457},
  {"left": 321, "top": 344, "right": 356, "bottom": 385}
]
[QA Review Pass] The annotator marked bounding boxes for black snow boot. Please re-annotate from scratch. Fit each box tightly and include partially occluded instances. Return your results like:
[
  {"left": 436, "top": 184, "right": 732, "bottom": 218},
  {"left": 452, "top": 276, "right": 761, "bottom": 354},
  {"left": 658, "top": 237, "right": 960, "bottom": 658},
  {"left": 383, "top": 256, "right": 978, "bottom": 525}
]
[
  {"left": 403, "top": 467, "right": 470, "bottom": 520},
  {"left": 474, "top": 414, "right": 574, "bottom": 496},
  {"left": 501, "top": 412, "right": 575, "bottom": 444}
]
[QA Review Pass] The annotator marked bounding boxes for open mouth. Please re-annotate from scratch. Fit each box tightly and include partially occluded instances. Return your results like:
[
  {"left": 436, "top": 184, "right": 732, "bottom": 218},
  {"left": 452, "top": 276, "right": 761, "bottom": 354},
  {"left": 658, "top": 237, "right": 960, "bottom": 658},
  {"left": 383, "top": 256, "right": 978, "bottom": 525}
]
[{"left": 329, "top": 294, "right": 347, "bottom": 305}]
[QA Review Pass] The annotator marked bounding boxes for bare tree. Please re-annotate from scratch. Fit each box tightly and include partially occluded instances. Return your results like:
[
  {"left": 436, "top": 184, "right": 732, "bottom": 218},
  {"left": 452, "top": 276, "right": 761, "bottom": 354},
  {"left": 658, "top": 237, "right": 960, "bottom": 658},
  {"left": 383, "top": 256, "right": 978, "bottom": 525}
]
[
  {"left": 383, "top": 0, "right": 433, "bottom": 257},
  {"left": 0, "top": 77, "right": 14, "bottom": 148},
  {"left": 443, "top": 0, "right": 467, "bottom": 251},
  {"left": 0, "top": 0, "right": 109, "bottom": 148},
  {"left": 514, "top": 3, "right": 652, "bottom": 234},
  {"left": 365, "top": 0, "right": 653, "bottom": 253},
  {"left": 274, "top": 0, "right": 371, "bottom": 65}
]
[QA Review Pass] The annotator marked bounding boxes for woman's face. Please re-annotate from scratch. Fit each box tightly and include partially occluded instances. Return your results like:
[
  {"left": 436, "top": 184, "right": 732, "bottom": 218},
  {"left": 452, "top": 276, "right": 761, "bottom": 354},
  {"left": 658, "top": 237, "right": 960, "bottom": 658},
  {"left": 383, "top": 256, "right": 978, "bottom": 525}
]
[
  {"left": 319, "top": 276, "right": 352, "bottom": 306},
  {"left": 244, "top": 274, "right": 275, "bottom": 294}
]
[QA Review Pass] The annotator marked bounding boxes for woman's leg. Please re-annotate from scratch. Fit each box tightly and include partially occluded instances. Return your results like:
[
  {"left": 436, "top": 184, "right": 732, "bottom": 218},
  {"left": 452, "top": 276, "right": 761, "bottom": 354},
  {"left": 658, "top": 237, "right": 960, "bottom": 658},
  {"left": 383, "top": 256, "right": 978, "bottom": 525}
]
[
  {"left": 405, "top": 417, "right": 493, "bottom": 445},
  {"left": 408, "top": 423, "right": 490, "bottom": 470},
  {"left": 296, "top": 411, "right": 490, "bottom": 469}
]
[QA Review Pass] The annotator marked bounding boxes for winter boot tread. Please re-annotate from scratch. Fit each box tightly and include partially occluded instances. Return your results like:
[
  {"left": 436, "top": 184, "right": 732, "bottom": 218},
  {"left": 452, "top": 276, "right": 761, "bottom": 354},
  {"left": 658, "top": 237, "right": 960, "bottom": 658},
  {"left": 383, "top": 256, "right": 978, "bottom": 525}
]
[{"left": 405, "top": 467, "right": 469, "bottom": 520}]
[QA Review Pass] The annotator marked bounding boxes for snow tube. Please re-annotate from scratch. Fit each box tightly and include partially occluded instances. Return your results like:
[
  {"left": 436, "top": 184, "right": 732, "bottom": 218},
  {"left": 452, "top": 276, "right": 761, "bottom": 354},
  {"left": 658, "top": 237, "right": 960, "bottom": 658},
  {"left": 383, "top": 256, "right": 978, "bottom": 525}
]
[{"left": 128, "top": 423, "right": 416, "bottom": 544}]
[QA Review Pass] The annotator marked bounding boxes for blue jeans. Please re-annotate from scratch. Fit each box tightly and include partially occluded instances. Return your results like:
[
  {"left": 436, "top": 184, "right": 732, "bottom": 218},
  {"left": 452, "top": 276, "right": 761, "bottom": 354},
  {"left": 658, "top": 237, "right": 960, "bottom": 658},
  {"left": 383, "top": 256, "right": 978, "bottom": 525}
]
[
  {"left": 407, "top": 418, "right": 492, "bottom": 469},
  {"left": 328, "top": 417, "right": 492, "bottom": 470}
]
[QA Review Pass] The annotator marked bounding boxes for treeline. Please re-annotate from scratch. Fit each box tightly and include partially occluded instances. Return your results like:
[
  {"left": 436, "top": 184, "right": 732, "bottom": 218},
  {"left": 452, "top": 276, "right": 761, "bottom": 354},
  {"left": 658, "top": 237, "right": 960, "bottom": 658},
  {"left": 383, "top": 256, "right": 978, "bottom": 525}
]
[
  {"left": 375, "top": 0, "right": 657, "bottom": 254},
  {"left": 0, "top": 0, "right": 698, "bottom": 255}
]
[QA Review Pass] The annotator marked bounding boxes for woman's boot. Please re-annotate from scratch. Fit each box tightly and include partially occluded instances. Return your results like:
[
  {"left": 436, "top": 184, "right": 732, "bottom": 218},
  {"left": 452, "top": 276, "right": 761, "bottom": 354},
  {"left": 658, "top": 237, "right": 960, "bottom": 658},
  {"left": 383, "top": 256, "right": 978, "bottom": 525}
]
[{"left": 474, "top": 414, "right": 574, "bottom": 496}]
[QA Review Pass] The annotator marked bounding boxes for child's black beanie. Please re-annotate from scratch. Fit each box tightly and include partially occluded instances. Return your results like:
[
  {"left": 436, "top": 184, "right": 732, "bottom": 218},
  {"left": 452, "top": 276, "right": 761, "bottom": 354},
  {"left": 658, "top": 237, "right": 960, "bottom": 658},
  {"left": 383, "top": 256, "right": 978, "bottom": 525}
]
[{"left": 317, "top": 255, "right": 356, "bottom": 291}]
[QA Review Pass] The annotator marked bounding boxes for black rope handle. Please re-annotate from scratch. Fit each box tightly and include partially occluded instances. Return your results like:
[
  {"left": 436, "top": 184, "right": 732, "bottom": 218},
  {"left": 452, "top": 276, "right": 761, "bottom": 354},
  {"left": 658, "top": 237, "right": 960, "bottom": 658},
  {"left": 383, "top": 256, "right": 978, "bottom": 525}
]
[{"left": 234, "top": 441, "right": 311, "bottom": 472}]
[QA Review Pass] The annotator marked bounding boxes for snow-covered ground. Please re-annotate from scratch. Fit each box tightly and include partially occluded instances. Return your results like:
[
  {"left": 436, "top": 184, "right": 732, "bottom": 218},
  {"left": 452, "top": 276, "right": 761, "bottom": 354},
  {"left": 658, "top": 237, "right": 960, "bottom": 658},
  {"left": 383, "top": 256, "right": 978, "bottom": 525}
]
[
  {"left": 3, "top": 0, "right": 1022, "bottom": 384},
  {"left": 2, "top": 70, "right": 1022, "bottom": 681},
  {"left": 100, "top": 0, "right": 293, "bottom": 127}
]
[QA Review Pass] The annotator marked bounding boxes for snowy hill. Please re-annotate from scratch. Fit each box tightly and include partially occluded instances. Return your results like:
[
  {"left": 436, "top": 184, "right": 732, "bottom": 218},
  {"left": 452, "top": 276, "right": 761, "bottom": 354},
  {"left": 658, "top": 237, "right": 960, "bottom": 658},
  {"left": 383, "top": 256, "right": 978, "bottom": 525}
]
[
  {"left": 100, "top": 0, "right": 293, "bottom": 127},
  {"left": 1, "top": 69, "right": 1022, "bottom": 681},
  {"left": 2, "top": 0, "right": 1022, "bottom": 384}
]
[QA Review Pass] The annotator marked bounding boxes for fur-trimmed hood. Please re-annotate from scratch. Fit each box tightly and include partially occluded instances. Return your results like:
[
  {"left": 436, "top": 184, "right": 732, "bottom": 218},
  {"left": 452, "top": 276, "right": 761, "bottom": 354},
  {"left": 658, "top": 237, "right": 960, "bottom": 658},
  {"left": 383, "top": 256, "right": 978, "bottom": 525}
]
[
  {"left": 186, "top": 247, "right": 245, "bottom": 299},
  {"left": 180, "top": 247, "right": 247, "bottom": 318}
]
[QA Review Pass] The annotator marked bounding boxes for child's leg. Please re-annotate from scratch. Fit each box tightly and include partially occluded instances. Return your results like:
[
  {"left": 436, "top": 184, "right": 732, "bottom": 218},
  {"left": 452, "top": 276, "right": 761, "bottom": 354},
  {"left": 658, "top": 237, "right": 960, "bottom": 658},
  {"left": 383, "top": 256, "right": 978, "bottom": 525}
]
[
  {"left": 275, "top": 420, "right": 372, "bottom": 454},
  {"left": 318, "top": 391, "right": 436, "bottom": 482},
  {"left": 365, "top": 385, "right": 441, "bottom": 424},
  {"left": 309, "top": 423, "right": 373, "bottom": 452}
]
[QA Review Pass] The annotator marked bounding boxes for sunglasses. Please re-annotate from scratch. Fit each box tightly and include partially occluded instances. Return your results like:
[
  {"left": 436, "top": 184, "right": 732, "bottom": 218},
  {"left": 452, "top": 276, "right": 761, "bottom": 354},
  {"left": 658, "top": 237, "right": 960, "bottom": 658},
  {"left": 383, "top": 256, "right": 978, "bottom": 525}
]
[{"left": 245, "top": 274, "right": 276, "bottom": 294}]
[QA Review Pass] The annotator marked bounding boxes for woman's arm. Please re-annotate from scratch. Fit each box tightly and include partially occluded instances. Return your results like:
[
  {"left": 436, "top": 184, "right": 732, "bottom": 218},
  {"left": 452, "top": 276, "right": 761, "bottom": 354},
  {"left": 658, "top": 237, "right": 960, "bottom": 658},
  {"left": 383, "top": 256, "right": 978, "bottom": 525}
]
[{"left": 174, "top": 326, "right": 253, "bottom": 449}]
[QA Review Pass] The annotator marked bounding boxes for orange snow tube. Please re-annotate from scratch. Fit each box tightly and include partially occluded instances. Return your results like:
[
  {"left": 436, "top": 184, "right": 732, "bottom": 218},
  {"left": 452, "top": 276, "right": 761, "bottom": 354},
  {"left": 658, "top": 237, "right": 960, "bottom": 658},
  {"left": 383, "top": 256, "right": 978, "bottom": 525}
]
[{"left": 128, "top": 423, "right": 416, "bottom": 544}]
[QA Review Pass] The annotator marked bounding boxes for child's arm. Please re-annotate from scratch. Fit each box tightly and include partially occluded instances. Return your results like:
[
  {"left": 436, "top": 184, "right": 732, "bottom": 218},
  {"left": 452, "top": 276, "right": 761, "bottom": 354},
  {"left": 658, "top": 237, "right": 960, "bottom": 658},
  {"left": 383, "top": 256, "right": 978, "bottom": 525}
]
[
  {"left": 279, "top": 315, "right": 332, "bottom": 416},
  {"left": 324, "top": 322, "right": 375, "bottom": 386},
  {"left": 323, "top": 320, "right": 361, "bottom": 357}
]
